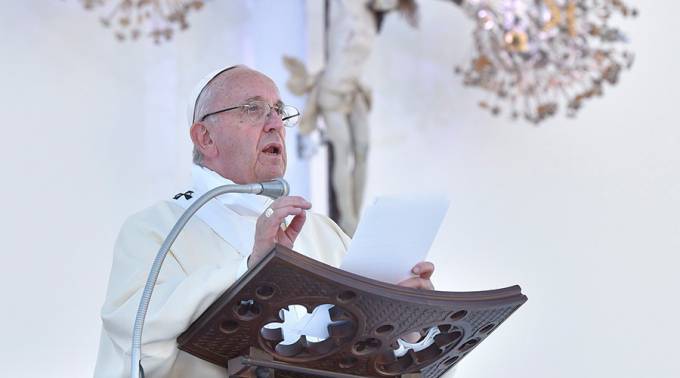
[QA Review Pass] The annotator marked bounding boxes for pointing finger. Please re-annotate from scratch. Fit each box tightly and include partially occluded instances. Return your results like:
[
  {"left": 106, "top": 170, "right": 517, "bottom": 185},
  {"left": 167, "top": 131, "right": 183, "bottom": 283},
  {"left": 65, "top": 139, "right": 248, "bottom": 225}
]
[{"left": 269, "top": 196, "right": 311, "bottom": 210}]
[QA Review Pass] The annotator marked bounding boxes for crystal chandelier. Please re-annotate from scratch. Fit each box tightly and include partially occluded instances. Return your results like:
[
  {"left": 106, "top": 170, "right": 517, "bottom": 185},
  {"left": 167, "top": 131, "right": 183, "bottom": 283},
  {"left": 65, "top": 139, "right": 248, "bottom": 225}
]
[
  {"left": 453, "top": 0, "right": 638, "bottom": 123},
  {"left": 80, "top": 0, "right": 206, "bottom": 43}
]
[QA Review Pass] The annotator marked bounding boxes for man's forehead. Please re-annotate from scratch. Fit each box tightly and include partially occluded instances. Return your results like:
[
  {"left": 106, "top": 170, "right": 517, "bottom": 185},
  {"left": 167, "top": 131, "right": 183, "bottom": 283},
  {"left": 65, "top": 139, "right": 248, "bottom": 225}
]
[{"left": 215, "top": 69, "right": 281, "bottom": 103}]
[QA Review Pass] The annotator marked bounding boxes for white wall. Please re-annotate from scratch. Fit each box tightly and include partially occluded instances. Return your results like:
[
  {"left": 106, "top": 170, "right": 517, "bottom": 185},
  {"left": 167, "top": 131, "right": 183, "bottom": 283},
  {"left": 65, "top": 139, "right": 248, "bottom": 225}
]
[
  {"left": 1, "top": 1, "right": 678, "bottom": 378},
  {"left": 0, "top": 1, "right": 307, "bottom": 377},
  {"left": 360, "top": 1, "right": 680, "bottom": 378}
]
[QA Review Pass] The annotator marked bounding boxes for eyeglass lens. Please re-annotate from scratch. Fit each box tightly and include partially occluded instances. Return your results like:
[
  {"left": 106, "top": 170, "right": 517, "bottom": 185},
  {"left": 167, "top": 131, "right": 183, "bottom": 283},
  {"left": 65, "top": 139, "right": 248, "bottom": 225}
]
[{"left": 244, "top": 101, "right": 299, "bottom": 127}]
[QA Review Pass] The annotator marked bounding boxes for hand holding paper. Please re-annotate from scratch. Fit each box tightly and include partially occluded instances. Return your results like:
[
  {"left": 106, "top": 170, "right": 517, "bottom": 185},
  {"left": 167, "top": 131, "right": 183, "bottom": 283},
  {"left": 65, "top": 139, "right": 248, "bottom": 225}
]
[
  {"left": 341, "top": 196, "right": 449, "bottom": 284},
  {"left": 398, "top": 261, "right": 435, "bottom": 290}
]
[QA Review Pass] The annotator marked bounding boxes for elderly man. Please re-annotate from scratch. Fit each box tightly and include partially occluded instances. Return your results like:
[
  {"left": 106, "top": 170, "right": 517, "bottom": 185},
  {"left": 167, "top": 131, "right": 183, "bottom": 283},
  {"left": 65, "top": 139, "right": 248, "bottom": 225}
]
[{"left": 94, "top": 65, "right": 434, "bottom": 377}]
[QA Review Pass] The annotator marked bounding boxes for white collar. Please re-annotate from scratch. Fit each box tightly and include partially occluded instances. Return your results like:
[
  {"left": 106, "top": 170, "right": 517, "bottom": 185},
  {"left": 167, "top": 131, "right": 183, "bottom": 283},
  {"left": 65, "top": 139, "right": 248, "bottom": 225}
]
[
  {"left": 191, "top": 165, "right": 272, "bottom": 216},
  {"left": 172, "top": 165, "right": 273, "bottom": 256}
]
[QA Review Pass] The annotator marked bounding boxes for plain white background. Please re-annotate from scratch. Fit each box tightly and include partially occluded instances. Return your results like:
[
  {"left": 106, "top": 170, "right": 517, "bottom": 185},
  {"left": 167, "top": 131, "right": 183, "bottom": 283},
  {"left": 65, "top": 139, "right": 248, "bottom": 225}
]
[
  {"left": 363, "top": 2, "right": 680, "bottom": 377},
  {"left": 0, "top": 1, "right": 678, "bottom": 377}
]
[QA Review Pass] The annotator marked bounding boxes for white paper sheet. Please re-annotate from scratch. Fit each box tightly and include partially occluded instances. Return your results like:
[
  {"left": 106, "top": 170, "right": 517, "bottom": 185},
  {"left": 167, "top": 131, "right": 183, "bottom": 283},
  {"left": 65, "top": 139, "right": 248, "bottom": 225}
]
[{"left": 341, "top": 196, "right": 450, "bottom": 284}]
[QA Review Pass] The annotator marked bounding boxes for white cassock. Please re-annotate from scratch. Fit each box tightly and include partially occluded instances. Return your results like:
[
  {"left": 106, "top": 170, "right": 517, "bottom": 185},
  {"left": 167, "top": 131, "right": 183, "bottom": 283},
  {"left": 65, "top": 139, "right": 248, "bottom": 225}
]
[{"left": 94, "top": 166, "right": 350, "bottom": 377}]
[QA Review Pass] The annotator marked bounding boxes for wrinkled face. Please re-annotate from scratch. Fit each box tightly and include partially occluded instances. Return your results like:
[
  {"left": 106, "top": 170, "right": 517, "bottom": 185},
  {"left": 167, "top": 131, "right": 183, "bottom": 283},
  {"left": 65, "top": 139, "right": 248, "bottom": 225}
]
[{"left": 200, "top": 69, "right": 287, "bottom": 184}]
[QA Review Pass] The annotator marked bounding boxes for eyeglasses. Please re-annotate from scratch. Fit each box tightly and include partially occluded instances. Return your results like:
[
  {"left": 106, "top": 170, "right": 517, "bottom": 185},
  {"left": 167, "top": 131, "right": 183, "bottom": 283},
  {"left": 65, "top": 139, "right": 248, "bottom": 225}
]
[{"left": 199, "top": 100, "right": 300, "bottom": 128}]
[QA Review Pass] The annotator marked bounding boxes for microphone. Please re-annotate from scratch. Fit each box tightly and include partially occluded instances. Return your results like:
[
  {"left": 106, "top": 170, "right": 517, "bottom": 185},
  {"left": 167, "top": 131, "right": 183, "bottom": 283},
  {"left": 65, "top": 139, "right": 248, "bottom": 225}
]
[
  {"left": 260, "top": 177, "right": 289, "bottom": 198},
  {"left": 219, "top": 178, "right": 289, "bottom": 199},
  {"left": 130, "top": 178, "right": 289, "bottom": 378},
  {"left": 246, "top": 177, "right": 289, "bottom": 199}
]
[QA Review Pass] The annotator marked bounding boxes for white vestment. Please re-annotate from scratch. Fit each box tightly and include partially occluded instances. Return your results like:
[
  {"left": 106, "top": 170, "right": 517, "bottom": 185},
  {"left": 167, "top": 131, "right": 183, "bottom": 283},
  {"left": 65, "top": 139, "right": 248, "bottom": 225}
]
[{"left": 94, "top": 167, "right": 350, "bottom": 377}]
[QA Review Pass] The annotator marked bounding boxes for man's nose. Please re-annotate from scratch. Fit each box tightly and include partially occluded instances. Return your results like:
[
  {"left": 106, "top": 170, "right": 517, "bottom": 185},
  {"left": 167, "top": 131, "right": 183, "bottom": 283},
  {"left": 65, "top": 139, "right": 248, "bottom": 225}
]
[{"left": 262, "top": 108, "right": 283, "bottom": 132}]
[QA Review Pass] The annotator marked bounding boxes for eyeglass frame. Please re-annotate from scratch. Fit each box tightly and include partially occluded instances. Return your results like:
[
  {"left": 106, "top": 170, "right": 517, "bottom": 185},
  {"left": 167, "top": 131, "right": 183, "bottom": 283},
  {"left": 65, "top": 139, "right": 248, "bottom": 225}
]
[{"left": 198, "top": 100, "right": 300, "bottom": 127}]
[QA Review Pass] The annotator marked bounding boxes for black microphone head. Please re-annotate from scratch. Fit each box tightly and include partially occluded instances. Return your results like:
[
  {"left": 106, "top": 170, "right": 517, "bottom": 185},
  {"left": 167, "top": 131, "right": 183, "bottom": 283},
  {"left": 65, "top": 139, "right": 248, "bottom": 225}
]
[{"left": 259, "top": 178, "right": 289, "bottom": 199}]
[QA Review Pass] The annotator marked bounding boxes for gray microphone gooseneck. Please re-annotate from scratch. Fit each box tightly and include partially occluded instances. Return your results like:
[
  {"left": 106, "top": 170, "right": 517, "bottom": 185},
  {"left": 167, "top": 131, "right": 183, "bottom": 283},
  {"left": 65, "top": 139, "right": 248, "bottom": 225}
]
[{"left": 130, "top": 178, "right": 289, "bottom": 378}]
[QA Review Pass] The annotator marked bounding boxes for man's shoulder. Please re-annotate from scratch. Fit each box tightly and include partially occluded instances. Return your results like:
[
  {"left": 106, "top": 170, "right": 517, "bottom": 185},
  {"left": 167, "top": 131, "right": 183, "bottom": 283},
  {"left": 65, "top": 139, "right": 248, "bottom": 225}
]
[
  {"left": 119, "top": 200, "right": 186, "bottom": 236},
  {"left": 127, "top": 200, "right": 183, "bottom": 223}
]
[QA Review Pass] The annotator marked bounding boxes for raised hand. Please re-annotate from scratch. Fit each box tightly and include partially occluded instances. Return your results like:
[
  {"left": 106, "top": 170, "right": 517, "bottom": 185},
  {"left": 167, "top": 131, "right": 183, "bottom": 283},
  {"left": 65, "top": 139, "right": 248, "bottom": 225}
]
[{"left": 248, "top": 196, "right": 312, "bottom": 268}]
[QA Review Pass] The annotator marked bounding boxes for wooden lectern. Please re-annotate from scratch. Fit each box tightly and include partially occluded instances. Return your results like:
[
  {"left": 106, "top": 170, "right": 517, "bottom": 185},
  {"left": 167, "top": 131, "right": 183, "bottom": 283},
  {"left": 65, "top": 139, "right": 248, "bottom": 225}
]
[{"left": 178, "top": 245, "right": 527, "bottom": 377}]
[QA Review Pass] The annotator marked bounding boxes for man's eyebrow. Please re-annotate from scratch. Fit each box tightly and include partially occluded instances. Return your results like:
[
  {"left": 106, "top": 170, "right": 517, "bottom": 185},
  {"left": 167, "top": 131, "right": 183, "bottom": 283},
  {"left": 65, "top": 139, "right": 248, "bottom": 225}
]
[{"left": 244, "top": 96, "right": 283, "bottom": 106}]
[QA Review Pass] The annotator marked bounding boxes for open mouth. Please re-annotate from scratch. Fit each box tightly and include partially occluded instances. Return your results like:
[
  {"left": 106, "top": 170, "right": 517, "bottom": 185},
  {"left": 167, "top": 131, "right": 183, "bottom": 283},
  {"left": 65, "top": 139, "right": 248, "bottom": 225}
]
[{"left": 262, "top": 143, "right": 282, "bottom": 156}]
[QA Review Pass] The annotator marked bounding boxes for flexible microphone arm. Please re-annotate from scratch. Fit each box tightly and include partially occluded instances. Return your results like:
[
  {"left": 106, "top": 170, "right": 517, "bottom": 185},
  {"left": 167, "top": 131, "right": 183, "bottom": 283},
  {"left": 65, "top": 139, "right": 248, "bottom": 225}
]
[{"left": 130, "top": 178, "right": 289, "bottom": 378}]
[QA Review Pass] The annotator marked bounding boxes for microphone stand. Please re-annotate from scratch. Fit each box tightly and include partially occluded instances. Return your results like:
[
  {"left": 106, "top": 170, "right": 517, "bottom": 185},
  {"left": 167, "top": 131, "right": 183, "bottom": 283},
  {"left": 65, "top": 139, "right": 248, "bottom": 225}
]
[{"left": 130, "top": 179, "right": 288, "bottom": 378}]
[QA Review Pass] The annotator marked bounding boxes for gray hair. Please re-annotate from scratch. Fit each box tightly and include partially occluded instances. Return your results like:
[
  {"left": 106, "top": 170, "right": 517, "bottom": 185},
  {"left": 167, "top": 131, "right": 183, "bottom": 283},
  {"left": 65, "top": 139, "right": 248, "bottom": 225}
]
[{"left": 192, "top": 146, "right": 204, "bottom": 167}]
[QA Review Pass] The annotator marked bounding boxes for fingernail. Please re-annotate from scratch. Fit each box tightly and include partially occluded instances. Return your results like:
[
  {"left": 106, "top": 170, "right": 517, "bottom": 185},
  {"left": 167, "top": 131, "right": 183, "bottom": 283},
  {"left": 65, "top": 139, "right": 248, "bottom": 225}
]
[{"left": 413, "top": 266, "right": 421, "bottom": 274}]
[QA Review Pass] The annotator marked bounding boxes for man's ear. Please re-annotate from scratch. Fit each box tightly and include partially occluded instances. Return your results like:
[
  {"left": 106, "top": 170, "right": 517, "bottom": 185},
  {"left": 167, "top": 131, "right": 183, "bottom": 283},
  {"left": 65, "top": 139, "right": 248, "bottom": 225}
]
[{"left": 190, "top": 122, "right": 217, "bottom": 159}]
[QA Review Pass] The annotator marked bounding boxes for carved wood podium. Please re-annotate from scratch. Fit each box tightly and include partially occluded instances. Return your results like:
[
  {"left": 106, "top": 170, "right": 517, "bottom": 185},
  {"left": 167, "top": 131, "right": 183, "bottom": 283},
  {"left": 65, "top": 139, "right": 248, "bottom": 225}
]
[{"left": 178, "top": 245, "right": 527, "bottom": 377}]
